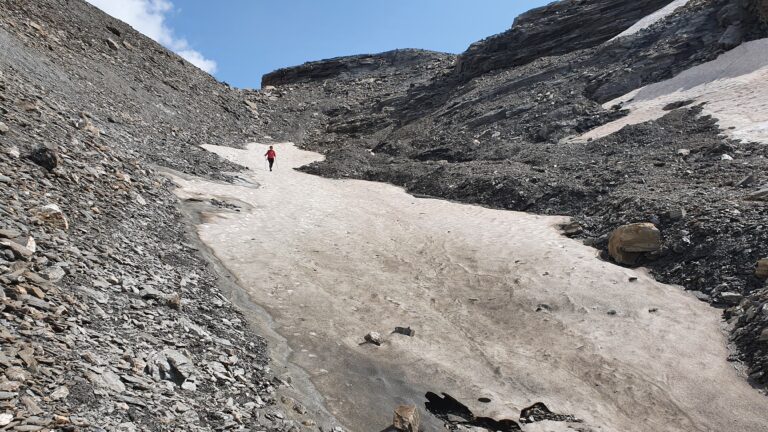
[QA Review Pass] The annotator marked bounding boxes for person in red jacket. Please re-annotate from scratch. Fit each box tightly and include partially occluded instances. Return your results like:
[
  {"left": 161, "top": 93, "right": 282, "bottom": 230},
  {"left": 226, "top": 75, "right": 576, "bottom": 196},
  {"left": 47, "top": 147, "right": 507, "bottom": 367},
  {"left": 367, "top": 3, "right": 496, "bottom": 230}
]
[{"left": 265, "top": 145, "right": 276, "bottom": 171}]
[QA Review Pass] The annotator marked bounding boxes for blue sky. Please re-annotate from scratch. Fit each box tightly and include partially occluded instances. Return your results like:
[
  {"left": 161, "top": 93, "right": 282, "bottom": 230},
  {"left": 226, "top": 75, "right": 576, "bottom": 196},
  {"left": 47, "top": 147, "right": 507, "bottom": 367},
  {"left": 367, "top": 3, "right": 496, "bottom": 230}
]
[{"left": 87, "top": 0, "right": 553, "bottom": 89}]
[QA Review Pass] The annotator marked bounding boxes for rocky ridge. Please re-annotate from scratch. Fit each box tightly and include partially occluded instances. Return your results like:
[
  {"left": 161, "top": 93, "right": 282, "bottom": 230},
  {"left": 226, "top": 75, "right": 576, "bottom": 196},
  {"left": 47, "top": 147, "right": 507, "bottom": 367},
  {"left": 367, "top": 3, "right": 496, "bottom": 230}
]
[
  {"left": 455, "top": 0, "right": 673, "bottom": 81},
  {"left": 262, "top": 49, "right": 453, "bottom": 88}
]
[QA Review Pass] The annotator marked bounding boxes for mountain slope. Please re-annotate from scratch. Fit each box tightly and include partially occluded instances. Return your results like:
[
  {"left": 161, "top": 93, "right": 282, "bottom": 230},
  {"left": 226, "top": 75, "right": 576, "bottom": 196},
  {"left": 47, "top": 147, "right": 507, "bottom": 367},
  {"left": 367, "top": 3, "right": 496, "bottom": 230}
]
[
  {"left": 2, "top": 0, "right": 768, "bottom": 430},
  {"left": 0, "top": 0, "right": 334, "bottom": 430},
  {"left": 255, "top": 0, "right": 768, "bottom": 388}
]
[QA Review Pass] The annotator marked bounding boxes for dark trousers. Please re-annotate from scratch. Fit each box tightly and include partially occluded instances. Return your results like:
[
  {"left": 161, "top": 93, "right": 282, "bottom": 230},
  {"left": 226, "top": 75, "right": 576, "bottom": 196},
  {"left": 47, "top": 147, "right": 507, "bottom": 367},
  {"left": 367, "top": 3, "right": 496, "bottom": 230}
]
[{"left": 268, "top": 158, "right": 275, "bottom": 170}]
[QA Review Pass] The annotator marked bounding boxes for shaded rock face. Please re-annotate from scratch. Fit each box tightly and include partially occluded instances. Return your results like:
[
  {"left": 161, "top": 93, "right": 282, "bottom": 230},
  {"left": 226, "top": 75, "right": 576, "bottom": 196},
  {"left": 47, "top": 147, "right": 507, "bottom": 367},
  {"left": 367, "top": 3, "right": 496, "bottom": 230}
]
[
  {"left": 262, "top": 49, "right": 455, "bottom": 87},
  {"left": 368, "top": 0, "right": 768, "bottom": 151},
  {"left": 455, "top": 0, "right": 671, "bottom": 81}
]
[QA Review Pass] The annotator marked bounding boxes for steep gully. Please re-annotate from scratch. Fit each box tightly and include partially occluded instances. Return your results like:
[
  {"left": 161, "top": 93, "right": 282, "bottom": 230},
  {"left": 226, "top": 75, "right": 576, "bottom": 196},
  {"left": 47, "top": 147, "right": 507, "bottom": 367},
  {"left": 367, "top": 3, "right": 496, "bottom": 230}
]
[
  {"left": 170, "top": 143, "right": 768, "bottom": 432},
  {"left": 256, "top": 0, "right": 768, "bottom": 391}
]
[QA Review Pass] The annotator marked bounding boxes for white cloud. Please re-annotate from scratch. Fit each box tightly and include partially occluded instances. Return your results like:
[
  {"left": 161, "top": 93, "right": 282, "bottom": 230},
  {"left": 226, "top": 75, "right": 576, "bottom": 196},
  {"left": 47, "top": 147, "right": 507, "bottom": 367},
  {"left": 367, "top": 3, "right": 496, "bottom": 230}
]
[{"left": 86, "top": 0, "right": 218, "bottom": 74}]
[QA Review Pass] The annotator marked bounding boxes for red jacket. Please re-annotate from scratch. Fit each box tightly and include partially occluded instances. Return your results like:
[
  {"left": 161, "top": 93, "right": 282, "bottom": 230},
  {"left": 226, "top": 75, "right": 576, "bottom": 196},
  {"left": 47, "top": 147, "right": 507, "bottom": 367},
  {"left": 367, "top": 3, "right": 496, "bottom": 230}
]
[{"left": 265, "top": 149, "right": 276, "bottom": 159}]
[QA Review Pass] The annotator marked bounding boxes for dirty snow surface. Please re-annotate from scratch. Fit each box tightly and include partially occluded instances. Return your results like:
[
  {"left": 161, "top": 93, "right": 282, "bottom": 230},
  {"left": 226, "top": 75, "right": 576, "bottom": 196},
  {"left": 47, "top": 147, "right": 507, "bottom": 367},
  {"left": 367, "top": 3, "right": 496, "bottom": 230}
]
[
  {"left": 577, "top": 38, "right": 768, "bottom": 144},
  {"left": 172, "top": 143, "right": 768, "bottom": 432}
]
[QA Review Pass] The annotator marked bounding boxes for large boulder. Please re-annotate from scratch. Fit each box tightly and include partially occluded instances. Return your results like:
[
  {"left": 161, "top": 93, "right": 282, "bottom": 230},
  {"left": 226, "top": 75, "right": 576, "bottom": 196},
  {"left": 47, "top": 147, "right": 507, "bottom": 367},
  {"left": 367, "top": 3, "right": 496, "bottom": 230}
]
[
  {"left": 393, "top": 405, "right": 419, "bottom": 432},
  {"left": 608, "top": 223, "right": 662, "bottom": 265}
]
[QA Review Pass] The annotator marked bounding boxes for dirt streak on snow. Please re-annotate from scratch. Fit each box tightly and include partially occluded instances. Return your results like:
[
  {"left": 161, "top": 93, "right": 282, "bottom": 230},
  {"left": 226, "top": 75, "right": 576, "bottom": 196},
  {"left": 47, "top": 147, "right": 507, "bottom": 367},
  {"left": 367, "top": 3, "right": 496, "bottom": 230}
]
[
  {"left": 172, "top": 143, "right": 768, "bottom": 432},
  {"left": 576, "top": 38, "right": 768, "bottom": 144}
]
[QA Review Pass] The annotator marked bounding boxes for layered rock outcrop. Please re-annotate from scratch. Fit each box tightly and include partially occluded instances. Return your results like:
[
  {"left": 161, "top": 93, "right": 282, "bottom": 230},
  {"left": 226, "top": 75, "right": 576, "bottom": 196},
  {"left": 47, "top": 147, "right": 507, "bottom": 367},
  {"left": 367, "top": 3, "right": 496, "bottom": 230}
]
[
  {"left": 262, "top": 49, "right": 453, "bottom": 87},
  {"left": 455, "top": 0, "right": 671, "bottom": 81}
]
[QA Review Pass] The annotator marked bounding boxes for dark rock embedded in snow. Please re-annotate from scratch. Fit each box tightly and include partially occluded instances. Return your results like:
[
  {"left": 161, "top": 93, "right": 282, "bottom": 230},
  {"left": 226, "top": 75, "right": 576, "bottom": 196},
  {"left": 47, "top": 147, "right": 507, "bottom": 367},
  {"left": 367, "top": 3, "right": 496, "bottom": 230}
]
[
  {"left": 364, "top": 331, "right": 383, "bottom": 346},
  {"left": 393, "top": 326, "right": 415, "bottom": 337}
]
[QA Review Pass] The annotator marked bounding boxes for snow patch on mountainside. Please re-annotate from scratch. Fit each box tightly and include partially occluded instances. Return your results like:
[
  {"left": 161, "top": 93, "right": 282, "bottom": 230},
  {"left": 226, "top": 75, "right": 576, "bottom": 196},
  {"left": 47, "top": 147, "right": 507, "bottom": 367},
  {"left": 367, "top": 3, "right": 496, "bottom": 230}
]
[
  {"left": 610, "top": 0, "right": 692, "bottom": 40},
  {"left": 576, "top": 38, "right": 768, "bottom": 143}
]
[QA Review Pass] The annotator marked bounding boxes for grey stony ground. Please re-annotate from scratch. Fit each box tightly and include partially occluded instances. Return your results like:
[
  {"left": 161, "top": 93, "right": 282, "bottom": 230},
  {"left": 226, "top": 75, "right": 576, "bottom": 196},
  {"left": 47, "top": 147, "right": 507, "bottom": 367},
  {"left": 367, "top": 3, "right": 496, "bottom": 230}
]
[
  {"left": 3, "top": 0, "right": 768, "bottom": 431},
  {"left": 0, "top": 0, "right": 328, "bottom": 431}
]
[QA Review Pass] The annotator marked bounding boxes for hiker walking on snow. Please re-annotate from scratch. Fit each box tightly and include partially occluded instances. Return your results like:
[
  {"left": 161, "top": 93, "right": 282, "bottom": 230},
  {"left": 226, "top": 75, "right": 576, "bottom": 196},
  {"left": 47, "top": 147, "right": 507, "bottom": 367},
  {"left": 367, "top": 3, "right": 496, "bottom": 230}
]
[{"left": 265, "top": 145, "right": 276, "bottom": 171}]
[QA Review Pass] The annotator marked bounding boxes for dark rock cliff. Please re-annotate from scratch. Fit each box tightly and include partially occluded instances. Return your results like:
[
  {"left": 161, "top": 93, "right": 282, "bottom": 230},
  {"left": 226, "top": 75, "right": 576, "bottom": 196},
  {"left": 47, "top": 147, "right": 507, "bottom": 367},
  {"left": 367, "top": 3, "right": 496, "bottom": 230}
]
[{"left": 261, "top": 49, "right": 454, "bottom": 87}]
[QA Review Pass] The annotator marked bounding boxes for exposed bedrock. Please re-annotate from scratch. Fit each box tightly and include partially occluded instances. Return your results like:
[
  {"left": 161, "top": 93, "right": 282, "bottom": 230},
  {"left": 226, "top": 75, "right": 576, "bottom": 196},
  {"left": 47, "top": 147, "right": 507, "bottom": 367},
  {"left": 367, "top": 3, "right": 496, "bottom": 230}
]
[
  {"left": 455, "top": 0, "right": 672, "bottom": 81},
  {"left": 261, "top": 49, "right": 455, "bottom": 87}
]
